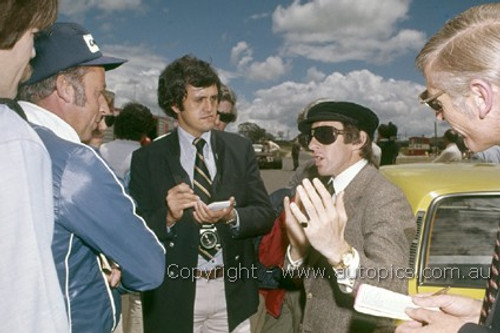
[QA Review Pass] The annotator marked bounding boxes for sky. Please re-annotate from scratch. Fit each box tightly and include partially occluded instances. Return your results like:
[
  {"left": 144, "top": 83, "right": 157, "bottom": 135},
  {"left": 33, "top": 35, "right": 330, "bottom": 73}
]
[{"left": 57, "top": 0, "right": 493, "bottom": 140}]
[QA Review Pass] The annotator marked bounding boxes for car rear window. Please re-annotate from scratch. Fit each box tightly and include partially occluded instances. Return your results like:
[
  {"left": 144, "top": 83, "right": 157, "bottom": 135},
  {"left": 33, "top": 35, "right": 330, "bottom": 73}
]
[{"left": 421, "top": 194, "right": 500, "bottom": 289}]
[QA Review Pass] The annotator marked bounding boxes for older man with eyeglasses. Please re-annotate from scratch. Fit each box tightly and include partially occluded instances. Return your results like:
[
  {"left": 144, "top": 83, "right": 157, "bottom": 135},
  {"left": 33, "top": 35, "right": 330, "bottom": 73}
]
[
  {"left": 283, "top": 100, "right": 416, "bottom": 333},
  {"left": 397, "top": 3, "right": 500, "bottom": 333}
]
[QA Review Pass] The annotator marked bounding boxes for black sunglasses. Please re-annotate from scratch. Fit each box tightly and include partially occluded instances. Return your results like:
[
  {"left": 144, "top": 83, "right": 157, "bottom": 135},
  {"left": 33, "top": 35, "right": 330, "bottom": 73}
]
[
  {"left": 306, "top": 126, "right": 344, "bottom": 145},
  {"left": 419, "top": 90, "right": 444, "bottom": 112},
  {"left": 104, "top": 115, "right": 115, "bottom": 127},
  {"left": 217, "top": 111, "right": 236, "bottom": 123}
]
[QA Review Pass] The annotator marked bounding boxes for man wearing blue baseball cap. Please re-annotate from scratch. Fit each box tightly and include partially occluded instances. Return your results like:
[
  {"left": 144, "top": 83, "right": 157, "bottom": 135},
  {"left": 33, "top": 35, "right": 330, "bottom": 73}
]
[
  {"left": 17, "top": 22, "right": 166, "bottom": 333},
  {"left": 282, "top": 99, "right": 415, "bottom": 332}
]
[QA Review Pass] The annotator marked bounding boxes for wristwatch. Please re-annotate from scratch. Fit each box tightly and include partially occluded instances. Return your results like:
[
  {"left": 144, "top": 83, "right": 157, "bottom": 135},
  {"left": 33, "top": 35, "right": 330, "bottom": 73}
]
[
  {"left": 224, "top": 209, "right": 237, "bottom": 227},
  {"left": 333, "top": 245, "right": 355, "bottom": 270}
]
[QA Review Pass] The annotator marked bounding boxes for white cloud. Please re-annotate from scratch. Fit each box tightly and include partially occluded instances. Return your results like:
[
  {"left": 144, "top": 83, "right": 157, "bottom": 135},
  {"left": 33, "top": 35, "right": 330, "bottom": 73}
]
[
  {"left": 99, "top": 45, "right": 438, "bottom": 141},
  {"left": 272, "top": 0, "right": 426, "bottom": 64},
  {"left": 101, "top": 44, "right": 168, "bottom": 116},
  {"left": 230, "top": 41, "right": 253, "bottom": 68},
  {"left": 246, "top": 56, "right": 291, "bottom": 81},
  {"left": 230, "top": 41, "right": 290, "bottom": 82},
  {"left": 235, "top": 69, "right": 437, "bottom": 140},
  {"left": 305, "top": 67, "right": 326, "bottom": 82}
]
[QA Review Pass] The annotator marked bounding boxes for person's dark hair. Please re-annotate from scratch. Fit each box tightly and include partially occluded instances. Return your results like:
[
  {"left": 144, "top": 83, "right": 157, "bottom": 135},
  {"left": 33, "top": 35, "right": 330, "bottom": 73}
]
[
  {"left": 444, "top": 128, "right": 459, "bottom": 144},
  {"left": 378, "top": 122, "right": 398, "bottom": 140},
  {"left": 158, "top": 54, "right": 221, "bottom": 119},
  {"left": 377, "top": 123, "right": 390, "bottom": 139},
  {"left": 0, "top": 0, "right": 58, "bottom": 50},
  {"left": 343, "top": 121, "right": 375, "bottom": 165},
  {"left": 114, "top": 102, "right": 155, "bottom": 141}
]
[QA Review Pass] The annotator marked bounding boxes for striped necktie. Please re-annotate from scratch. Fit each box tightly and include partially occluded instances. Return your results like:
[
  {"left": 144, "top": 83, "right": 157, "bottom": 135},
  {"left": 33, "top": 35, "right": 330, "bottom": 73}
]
[
  {"left": 193, "top": 137, "right": 220, "bottom": 260},
  {"left": 193, "top": 138, "right": 212, "bottom": 203},
  {"left": 479, "top": 224, "right": 500, "bottom": 325}
]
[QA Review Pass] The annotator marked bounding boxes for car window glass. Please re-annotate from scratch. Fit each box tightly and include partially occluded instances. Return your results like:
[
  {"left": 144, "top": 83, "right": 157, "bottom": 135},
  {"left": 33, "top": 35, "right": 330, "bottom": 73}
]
[{"left": 423, "top": 195, "right": 500, "bottom": 288}]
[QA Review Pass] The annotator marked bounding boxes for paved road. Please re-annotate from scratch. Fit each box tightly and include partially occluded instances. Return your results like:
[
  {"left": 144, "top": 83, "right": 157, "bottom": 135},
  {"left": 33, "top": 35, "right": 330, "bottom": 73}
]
[{"left": 260, "top": 151, "right": 312, "bottom": 194}]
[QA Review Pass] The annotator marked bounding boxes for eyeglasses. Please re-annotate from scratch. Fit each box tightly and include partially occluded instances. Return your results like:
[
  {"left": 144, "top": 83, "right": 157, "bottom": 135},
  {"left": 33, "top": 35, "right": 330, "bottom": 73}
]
[
  {"left": 306, "top": 126, "right": 344, "bottom": 145},
  {"left": 217, "top": 111, "right": 236, "bottom": 123},
  {"left": 97, "top": 114, "right": 116, "bottom": 127},
  {"left": 104, "top": 115, "right": 115, "bottom": 127},
  {"left": 419, "top": 90, "right": 444, "bottom": 112}
]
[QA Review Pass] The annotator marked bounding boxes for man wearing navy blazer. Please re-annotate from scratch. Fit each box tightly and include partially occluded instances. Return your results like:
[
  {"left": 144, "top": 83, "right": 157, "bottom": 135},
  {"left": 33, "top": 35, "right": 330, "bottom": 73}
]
[{"left": 129, "top": 55, "right": 274, "bottom": 333}]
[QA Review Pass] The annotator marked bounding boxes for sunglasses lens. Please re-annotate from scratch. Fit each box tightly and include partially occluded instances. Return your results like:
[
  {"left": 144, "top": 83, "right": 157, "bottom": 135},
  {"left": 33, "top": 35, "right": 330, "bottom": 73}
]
[
  {"left": 218, "top": 112, "right": 235, "bottom": 123},
  {"left": 428, "top": 99, "right": 442, "bottom": 112},
  {"left": 419, "top": 90, "right": 443, "bottom": 112},
  {"left": 104, "top": 115, "right": 115, "bottom": 127},
  {"left": 310, "top": 127, "right": 337, "bottom": 145}
]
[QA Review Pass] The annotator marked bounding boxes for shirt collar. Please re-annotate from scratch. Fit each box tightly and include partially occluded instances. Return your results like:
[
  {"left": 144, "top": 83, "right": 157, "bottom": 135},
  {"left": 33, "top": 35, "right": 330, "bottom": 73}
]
[
  {"left": 19, "top": 101, "right": 81, "bottom": 143},
  {"left": 177, "top": 126, "right": 212, "bottom": 149},
  {"left": 332, "top": 159, "right": 368, "bottom": 194}
]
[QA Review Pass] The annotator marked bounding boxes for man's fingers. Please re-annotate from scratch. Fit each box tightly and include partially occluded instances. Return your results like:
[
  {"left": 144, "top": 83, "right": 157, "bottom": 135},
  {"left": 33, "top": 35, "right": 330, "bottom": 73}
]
[
  {"left": 404, "top": 307, "right": 442, "bottom": 325},
  {"left": 290, "top": 202, "right": 308, "bottom": 225},
  {"left": 395, "top": 320, "right": 424, "bottom": 332},
  {"left": 296, "top": 183, "right": 319, "bottom": 224}
]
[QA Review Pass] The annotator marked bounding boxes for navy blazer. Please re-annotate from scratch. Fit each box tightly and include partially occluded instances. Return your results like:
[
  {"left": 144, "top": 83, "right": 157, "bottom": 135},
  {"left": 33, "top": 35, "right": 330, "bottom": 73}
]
[{"left": 129, "top": 129, "right": 275, "bottom": 332}]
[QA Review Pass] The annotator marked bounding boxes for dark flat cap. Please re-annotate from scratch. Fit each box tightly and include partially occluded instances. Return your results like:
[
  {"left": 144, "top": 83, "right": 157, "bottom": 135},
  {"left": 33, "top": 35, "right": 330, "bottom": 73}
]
[
  {"left": 25, "top": 22, "right": 127, "bottom": 85},
  {"left": 298, "top": 101, "right": 379, "bottom": 139}
]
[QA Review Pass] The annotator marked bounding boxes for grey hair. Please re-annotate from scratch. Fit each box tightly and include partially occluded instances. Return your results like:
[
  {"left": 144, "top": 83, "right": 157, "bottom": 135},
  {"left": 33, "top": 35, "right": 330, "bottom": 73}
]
[
  {"left": 18, "top": 66, "right": 88, "bottom": 106},
  {"left": 416, "top": 4, "right": 500, "bottom": 110}
]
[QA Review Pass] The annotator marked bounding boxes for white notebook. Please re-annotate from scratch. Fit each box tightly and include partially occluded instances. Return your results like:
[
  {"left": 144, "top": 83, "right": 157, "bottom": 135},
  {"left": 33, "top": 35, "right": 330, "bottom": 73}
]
[{"left": 354, "top": 284, "right": 439, "bottom": 321}]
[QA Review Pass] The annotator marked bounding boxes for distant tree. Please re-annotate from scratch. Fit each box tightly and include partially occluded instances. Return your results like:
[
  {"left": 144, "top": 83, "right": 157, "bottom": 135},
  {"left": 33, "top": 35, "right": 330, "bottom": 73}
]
[
  {"left": 238, "top": 122, "right": 273, "bottom": 143},
  {"left": 277, "top": 130, "right": 284, "bottom": 140}
]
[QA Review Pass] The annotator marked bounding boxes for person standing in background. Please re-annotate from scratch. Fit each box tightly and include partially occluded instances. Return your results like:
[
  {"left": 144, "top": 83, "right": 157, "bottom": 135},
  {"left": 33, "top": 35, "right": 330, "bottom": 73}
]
[
  {"left": 214, "top": 83, "right": 238, "bottom": 131},
  {"left": 101, "top": 102, "right": 155, "bottom": 179},
  {"left": 471, "top": 145, "right": 500, "bottom": 164},
  {"left": 377, "top": 122, "right": 399, "bottom": 165},
  {"left": 86, "top": 89, "right": 116, "bottom": 149},
  {"left": 432, "top": 128, "right": 462, "bottom": 163},
  {"left": 291, "top": 137, "right": 301, "bottom": 171}
]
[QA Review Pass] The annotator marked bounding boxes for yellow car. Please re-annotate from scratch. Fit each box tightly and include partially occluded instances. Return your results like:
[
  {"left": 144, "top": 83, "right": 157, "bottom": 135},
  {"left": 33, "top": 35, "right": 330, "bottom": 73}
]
[{"left": 380, "top": 163, "right": 500, "bottom": 300}]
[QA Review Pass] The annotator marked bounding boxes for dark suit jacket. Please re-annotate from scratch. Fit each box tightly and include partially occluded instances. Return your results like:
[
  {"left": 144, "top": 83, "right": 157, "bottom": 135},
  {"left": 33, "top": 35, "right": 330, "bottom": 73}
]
[{"left": 129, "top": 129, "right": 274, "bottom": 333}]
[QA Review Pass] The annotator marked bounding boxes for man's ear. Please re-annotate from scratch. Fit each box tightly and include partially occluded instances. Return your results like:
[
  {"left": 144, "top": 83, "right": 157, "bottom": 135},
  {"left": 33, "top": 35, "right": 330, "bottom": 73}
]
[
  {"left": 353, "top": 131, "right": 368, "bottom": 150},
  {"left": 470, "top": 79, "right": 493, "bottom": 119},
  {"left": 55, "top": 74, "right": 74, "bottom": 104},
  {"left": 171, "top": 104, "right": 181, "bottom": 116}
]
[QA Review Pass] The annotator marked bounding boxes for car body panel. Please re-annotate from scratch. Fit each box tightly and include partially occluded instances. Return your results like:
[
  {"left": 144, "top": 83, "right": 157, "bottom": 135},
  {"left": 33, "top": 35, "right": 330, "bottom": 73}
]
[
  {"left": 253, "top": 143, "right": 282, "bottom": 169},
  {"left": 380, "top": 163, "right": 500, "bottom": 300}
]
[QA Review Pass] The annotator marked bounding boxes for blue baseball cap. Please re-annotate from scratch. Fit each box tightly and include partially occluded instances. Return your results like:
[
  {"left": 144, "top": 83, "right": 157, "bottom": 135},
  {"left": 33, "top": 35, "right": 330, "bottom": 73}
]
[{"left": 25, "top": 22, "right": 127, "bottom": 85}]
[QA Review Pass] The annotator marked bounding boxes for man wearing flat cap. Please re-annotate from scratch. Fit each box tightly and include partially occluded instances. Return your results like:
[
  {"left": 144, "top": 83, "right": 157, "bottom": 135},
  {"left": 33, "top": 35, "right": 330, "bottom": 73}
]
[
  {"left": 283, "top": 99, "right": 415, "bottom": 332},
  {"left": 17, "top": 22, "right": 166, "bottom": 333}
]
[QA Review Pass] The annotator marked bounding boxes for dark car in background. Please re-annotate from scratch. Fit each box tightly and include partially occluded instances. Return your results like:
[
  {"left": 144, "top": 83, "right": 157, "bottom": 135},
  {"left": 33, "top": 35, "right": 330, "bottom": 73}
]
[{"left": 253, "top": 143, "right": 283, "bottom": 169}]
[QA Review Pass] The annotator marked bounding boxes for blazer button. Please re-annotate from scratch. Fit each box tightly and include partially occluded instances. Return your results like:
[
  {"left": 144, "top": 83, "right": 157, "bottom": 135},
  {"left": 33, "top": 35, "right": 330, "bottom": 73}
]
[
  {"left": 306, "top": 292, "right": 313, "bottom": 299},
  {"left": 168, "top": 242, "right": 175, "bottom": 248}
]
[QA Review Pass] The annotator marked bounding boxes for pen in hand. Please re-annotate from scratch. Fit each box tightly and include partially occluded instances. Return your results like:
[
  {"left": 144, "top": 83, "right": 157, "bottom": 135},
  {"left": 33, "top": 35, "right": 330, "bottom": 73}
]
[{"left": 431, "top": 286, "right": 450, "bottom": 296}]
